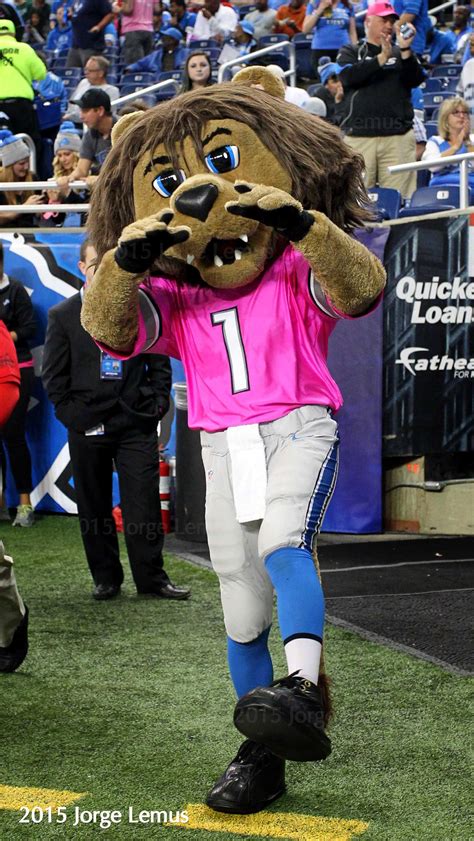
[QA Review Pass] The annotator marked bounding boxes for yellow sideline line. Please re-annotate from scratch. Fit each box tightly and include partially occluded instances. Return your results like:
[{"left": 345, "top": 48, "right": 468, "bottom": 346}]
[
  {"left": 175, "top": 804, "right": 369, "bottom": 841},
  {"left": 0, "top": 785, "right": 86, "bottom": 811}
]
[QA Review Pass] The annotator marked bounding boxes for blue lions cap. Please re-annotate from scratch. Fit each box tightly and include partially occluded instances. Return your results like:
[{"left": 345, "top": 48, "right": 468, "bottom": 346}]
[
  {"left": 240, "top": 20, "right": 255, "bottom": 36},
  {"left": 0, "top": 130, "right": 31, "bottom": 167},
  {"left": 54, "top": 122, "right": 82, "bottom": 154},
  {"left": 160, "top": 26, "right": 183, "bottom": 42},
  {"left": 319, "top": 62, "right": 341, "bottom": 86}
]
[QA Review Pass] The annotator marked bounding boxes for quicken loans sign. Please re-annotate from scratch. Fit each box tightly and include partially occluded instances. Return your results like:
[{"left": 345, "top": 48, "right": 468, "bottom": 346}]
[{"left": 395, "top": 276, "right": 474, "bottom": 324}]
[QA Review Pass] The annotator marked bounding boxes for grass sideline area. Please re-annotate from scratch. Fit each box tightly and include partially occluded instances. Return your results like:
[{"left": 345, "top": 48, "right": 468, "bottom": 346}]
[{"left": 0, "top": 515, "right": 472, "bottom": 841}]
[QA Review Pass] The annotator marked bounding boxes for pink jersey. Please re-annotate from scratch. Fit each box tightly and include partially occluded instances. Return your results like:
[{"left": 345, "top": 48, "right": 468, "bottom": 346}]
[
  {"left": 117, "top": 244, "right": 373, "bottom": 432},
  {"left": 120, "top": 0, "right": 154, "bottom": 33}
]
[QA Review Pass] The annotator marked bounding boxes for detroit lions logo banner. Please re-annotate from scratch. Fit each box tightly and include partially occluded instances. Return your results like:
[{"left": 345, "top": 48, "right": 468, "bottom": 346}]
[{"left": 1, "top": 231, "right": 84, "bottom": 513}]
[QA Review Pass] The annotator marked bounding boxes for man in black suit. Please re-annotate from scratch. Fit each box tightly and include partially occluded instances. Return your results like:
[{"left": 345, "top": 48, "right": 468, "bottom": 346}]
[{"left": 42, "top": 240, "right": 190, "bottom": 602}]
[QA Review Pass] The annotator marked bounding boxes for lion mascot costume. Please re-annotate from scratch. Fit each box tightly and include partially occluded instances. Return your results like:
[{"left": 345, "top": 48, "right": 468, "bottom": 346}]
[{"left": 81, "top": 68, "right": 386, "bottom": 815}]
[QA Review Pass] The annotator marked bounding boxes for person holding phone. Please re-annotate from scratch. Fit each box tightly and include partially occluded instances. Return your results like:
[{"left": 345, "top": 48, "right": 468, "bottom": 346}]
[{"left": 0, "top": 132, "right": 43, "bottom": 227}]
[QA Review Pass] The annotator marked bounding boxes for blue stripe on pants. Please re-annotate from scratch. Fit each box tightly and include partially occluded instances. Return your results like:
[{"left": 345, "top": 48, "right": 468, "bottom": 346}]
[{"left": 302, "top": 435, "right": 339, "bottom": 551}]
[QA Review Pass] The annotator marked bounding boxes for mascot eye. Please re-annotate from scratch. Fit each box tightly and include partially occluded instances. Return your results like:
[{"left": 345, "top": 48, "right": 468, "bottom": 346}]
[
  {"left": 152, "top": 169, "right": 186, "bottom": 197},
  {"left": 204, "top": 145, "right": 240, "bottom": 174}
]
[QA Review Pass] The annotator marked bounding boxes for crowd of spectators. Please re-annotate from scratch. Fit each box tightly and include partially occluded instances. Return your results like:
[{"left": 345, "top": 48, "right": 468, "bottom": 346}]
[{"left": 0, "top": 0, "right": 474, "bottom": 227}]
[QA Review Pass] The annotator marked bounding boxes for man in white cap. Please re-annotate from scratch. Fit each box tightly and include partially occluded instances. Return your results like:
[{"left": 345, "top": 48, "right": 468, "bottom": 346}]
[
  {"left": 337, "top": 1, "right": 425, "bottom": 198},
  {"left": 0, "top": 18, "right": 46, "bottom": 158},
  {"left": 266, "top": 64, "right": 310, "bottom": 107}
]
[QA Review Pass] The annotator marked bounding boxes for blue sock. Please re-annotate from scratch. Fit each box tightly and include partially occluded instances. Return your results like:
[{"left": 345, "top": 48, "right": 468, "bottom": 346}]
[
  {"left": 227, "top": 627, "right": 273, "bottom": 698},
  {"left": 265, "top": 547, "right": 324, "bottom": 644}
]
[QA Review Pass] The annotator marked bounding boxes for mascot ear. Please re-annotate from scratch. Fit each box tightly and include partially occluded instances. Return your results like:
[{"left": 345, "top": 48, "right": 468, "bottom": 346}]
[
  {"left": 232, "top": 66, "right": 286, "bottom": 100},
  {"left": 111, "top": 112, "right": 144, "bottom": 146}
]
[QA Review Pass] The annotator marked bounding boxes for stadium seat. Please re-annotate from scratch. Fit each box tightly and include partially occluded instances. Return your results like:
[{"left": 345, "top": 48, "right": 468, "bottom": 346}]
[
  {"left": 307, "top": 83, "right": 321, "bottom": 96},
  {"left": 238, "top": 4, "right": 257, "bottom": 16},
  {"left": 60, "top": 76, "right": 77, "bottom": 90},
  {"left": 51, "top": 57, "right": 68, "bottom": 71},
  {"left": 412, "top": 185, "right": 474, "bottom": 206},
  {"left": 445, "top": 76, "right": 460, "bottom": 92},
  {"left": 202, "top": 47, "right": 220, "bottom": 63},
  {"left": 431, "top": 64, "right": 460, "bottom": 78},
  {"left": 119, "top": 83, "right": 148, "bottom": 96},
  {"left": 258, "top": 34, "right": 290, "bottom": 46},
  {"left": 424, "top": 121, "right": 438, "bottom": 139},
  {"left": 158, "top": 70, "right": 183, "bottom": 81},
  {"left": 294, "top": 33, "right": 313, "bottom": 80},
  {"left": 423, "top": 91, "right": 453, "bottom": 119},
  {"left": 59, "top": 67, "right": 81, "bottom": 81},
  {"left": 120, "top": 72, "right": 157, "bottom": 86},
  {"left": 249, "top": 51, "right": 289, "bottom": 71},
  {"left": 188, "top": 38, "right": 219, "bottom": 50},
  {"left": 293, "top": 32, "right": 312, "bottom": 44},
  {"left": 154, "top": 86, "right": 177, "bottom": 102},
  {"left": 398, "top": 184, "right": 473, "bottom": 217},
  {"left": 422, "top": 77, "right": 445, "bottom": 92},
  {"left": 367, "top": 187, "right": 401, "bottom": 220},
  {"left": 37, "top": 138, "right": 54, "bottom": 180}
]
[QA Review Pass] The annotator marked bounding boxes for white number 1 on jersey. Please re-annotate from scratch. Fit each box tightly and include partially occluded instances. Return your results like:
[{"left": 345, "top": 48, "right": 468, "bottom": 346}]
[{"left": 211, "top": 307, "right": 250, "bottom": 394}]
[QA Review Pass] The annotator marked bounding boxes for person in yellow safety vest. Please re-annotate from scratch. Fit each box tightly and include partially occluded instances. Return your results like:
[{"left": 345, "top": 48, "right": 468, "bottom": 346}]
[{"left": 0, "top": 19, "right": 46, "bottom": 161}]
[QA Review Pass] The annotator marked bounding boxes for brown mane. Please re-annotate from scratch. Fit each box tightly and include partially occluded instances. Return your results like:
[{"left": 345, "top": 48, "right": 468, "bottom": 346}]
[{"left": 88, "top": 83, "right": 372, "bottom": 263}]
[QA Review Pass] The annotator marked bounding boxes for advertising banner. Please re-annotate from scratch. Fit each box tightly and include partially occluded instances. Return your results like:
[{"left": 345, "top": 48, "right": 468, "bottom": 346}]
[{"left": 383, "top": 213, "right": 474, "bottom": 455}]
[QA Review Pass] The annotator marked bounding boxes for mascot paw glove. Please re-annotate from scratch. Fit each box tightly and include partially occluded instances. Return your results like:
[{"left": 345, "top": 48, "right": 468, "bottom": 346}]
[
  {"left": 114, "top": 213, "right": 190, "bottom": 274},
  {"left": 226, "top": 182, "right": 314, "bottom": 243}
]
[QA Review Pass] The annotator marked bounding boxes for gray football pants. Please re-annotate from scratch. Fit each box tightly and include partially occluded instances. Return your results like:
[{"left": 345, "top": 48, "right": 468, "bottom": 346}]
[{"left": 201, "top": 406, "right": 339, "bottom": 643}]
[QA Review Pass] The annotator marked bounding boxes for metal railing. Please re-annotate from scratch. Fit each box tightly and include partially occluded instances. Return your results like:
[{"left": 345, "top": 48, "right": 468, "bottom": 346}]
[
  {"left": 0, "top": 181, "right": 87, "bottom": 191},
  {"left": 0, "top": 180, "right": 90, "bottom": 215},
  {"left": 218, "top": 41, "right": 296, "bottom": 87},
  {"left": 431, "top": 0, "right": 456, "bottom": 14},
  {"left": 356, "top": 0, "right": 455, "bottom": 18},
  {"left": 111, "top": 77, "right": 181, "bottom": 107},
  {"left": 388, "top": 150, "right": 474, "bottom": 209},
  {"left": 0, "top": 204, "right": 90, "bottom": 213}
]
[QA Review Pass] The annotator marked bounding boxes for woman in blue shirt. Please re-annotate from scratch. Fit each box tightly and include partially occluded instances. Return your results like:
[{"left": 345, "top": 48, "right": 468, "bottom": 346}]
[
  {"left": 421, "top": 97, "right": 474, "bottom": 188},
  {"left": 303, "top": 0, "right": 357, "bottom": 76}
]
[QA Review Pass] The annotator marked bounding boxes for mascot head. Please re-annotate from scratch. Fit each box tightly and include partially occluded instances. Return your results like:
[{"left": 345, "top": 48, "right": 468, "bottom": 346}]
[{"left": 88, "top": 74, "right": 371, "bottom": 289}]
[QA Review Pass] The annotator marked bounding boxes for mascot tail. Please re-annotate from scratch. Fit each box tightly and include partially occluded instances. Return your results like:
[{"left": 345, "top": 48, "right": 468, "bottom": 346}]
[{"left": 313, "top": 548, "right": 334, "bottom": 726}]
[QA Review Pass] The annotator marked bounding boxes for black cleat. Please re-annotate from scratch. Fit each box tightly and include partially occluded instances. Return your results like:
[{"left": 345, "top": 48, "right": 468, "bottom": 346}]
[
  {"left": 206, "top": 739, "right": 286, "bottom": 814},
  {"left": 234, "top": 673, "right": 331, "bottom": 762},
  {"left": 0, "top": 605, "right": 29, "bottom": 673}
]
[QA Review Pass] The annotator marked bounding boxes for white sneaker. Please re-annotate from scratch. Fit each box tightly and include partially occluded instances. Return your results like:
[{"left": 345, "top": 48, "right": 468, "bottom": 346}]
[{"left": 12, "top": 505, "right": 35, "bottom": 528}]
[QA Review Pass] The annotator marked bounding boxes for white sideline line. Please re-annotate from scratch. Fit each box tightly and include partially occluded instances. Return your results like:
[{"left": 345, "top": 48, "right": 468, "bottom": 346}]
[
  {"left": 321, "top": 558, "right": 474, "bottom": 573},
  {"left": 326, "top": 614, "right": 473, "bottom": 677},
  {"left": 326, "top": 587, "right": 474, "bottom": 599}
]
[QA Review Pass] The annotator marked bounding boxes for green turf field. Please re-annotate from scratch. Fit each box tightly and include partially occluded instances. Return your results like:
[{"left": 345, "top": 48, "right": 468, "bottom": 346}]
[{"left": 0, "top": 516, "right": 472, "bottom": 841}]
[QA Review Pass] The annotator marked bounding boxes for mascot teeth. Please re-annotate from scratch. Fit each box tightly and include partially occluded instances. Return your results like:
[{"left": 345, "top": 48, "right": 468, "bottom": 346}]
[
  {"left": 240, "top": 234, "right": 249, "bottom": 243},
  {"left": 214, "top": 255, "right": 224, "bottom": 268},
  {"left": 186, "top": 254, "right": 195, "bottom": 265},
  {"left": 234, "top": 250, "right": 242, "bottom": 261}
]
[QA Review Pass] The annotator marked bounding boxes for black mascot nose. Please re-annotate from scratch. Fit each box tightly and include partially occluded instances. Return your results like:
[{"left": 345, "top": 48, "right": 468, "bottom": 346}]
[{"left": 175, "top": 183, "right": 219, "bottom": 222}]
